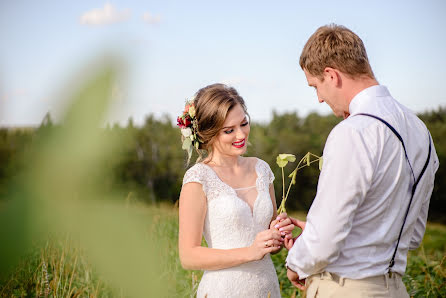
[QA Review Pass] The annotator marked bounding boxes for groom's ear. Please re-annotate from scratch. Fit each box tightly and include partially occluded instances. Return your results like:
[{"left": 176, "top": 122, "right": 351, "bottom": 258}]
[{"left": 323, "top": 67, "right": 342, "bottom": 87}]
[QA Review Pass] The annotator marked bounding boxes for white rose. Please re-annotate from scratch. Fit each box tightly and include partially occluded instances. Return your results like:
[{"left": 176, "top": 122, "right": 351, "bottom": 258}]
[{"left": 181, "top": 128, "right": 192, "bottom": 137}]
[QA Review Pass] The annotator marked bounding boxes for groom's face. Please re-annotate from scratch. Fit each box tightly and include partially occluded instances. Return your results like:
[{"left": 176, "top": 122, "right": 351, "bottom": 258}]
[{"left": 304, "top": 69, "right": 344, "bottom": 117}]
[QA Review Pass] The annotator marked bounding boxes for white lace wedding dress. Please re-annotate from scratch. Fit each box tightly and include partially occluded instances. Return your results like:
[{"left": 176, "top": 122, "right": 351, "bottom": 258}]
[{"left": 183, "top": 158, "right": 281, "bottom": 298}]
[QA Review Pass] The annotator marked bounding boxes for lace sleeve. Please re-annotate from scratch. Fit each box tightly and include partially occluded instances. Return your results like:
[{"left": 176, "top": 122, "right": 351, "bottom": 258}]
[
  {"left": 266, "top": 161, "right": 275, "bottom": 184},
  {"left": 183, "top": 164, "right": 204, "bottom": 186},
  {"left": 183, "top": 164, "right": 209, "bottom": 198},
  {"left": 257, "top": 158, "right": 275, "bottom": 186}
]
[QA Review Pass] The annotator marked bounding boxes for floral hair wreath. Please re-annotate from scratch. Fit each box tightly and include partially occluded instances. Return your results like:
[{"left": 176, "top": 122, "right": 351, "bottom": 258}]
[{"left": 177, "top": 97, "right": 202, "bottom": 163}]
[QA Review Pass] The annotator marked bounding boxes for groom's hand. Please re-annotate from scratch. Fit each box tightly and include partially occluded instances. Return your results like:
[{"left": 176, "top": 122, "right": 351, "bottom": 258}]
[
  {"left": 284, "top": 217, "right": 306, "bottom": 250},
  {"left": 287, "top": 267, "right": 306, "bottom": 290}
]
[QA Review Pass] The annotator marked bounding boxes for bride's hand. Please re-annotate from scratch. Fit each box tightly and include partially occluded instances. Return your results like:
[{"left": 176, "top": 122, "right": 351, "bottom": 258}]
[
  {"left": 249, "top": 229, "right": 283, "bottom": 261},
  {"left": 270, "top": 213, "right": 294, "bottom": 239}
]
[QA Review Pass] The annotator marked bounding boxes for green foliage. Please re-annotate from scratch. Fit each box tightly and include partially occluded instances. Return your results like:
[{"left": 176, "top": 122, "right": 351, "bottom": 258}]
[
  {"left": 403, "top": 223, "right": 446, "bottom": 298},
  {"left": 1, "top": 106, "right": 445, "bottom": 222},
  {"left": 0, "top": 237, "right": 113, "bottom": 297},
  {"left": 0, "top": 60, "right": 170, "bottom": 297},
  {"left": 1, "top": 206, "right": 444, "bottom": 297},
  {"left": 276, "top": 152, "right": 322, "bottom": 214}
]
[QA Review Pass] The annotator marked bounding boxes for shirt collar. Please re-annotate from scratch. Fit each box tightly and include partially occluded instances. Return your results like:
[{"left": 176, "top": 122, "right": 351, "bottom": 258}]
[{"left": 349, "top": 85, "right": 391, "bottom": 115}]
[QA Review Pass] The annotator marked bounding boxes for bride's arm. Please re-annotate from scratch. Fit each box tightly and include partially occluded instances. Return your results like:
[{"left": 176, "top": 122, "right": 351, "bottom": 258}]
[{"left": 179, "top": 182, "right": 282, "bottom": 270}]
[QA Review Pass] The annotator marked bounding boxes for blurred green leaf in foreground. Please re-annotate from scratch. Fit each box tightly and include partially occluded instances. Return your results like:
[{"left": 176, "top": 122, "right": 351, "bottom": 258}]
[{"left": 0, "top": 57, "right": 168, "bottom": 297}]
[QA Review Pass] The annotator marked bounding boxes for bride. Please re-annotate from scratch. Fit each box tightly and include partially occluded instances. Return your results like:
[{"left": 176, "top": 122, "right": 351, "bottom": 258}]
[{"left": 178, "top": 83, "right": 294, "bottom": 297}]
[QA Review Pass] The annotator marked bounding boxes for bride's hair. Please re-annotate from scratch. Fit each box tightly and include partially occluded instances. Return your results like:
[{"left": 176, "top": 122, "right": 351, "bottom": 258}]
[{"left": 193, "top": 83, "right": 249, "bottom": 163}]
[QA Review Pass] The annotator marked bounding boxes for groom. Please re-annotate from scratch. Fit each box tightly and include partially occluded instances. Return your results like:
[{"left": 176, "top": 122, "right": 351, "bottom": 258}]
[{"left": 284, "top": 24, "right": 439, "bottom": 297}]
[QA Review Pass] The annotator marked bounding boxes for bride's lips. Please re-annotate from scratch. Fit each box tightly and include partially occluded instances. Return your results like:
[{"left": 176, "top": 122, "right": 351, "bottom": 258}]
[{"left": 232, "top": 139, "right": 246, "bottom": 148}]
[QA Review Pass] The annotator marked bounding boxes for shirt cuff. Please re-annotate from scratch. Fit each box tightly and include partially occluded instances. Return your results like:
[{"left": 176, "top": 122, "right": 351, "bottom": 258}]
[{"left": 285, "top": 251, "right": 311, "bottom": 279}]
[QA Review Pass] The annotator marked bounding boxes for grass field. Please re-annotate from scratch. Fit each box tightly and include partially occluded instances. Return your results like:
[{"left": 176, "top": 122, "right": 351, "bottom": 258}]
[{"left": 0, "top": 203, "right": 445, "bottom": 297}]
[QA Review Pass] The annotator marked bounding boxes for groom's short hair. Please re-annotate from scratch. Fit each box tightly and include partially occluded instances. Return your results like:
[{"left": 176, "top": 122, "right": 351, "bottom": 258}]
[{"left": 300, "top": 24, "right": 375, "bottom": 80}]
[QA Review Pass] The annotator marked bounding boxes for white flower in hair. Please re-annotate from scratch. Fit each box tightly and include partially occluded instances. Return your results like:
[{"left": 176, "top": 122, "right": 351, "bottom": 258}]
[{"left": 181, "top": 127, "right": 192, "bottom": 137}]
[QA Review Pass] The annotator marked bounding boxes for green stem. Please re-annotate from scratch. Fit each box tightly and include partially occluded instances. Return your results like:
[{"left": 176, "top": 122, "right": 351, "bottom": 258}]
[
  {"left": 277, "top": 153, "right": 322, "bottom": 214},
  {"left": 295, "top": 159, "right": 320, "bottom": 171},
  {"left": 284, "top": 180, "right": 293, "bottom": 204},
  {"left": 282, "top": 167, "right": 285, "bottom": 201}
]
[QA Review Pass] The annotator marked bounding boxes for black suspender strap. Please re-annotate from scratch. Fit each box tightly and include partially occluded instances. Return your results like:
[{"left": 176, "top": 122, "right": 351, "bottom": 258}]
[{"left": 356, "top": 113, "right": 432, "bottom": 273}]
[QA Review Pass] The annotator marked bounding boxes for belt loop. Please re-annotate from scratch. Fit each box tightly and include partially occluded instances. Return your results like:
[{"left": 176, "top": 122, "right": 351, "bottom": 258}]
[
  {"left": 339, "top": 276, "right": 345, "bottom": 286},
  {"left": 321, "top": 271, "right": 331, "bottom": 280},
  {"left": 385, "top": 273, "right": 389, "bottom": 289},
  {"left": 395, "top": 273, "right": 399, "bottom": 289}
]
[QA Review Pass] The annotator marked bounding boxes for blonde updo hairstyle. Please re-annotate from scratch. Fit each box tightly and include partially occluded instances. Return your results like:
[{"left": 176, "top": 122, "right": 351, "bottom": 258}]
[{"left": 192, "top": 83, "right": 249, "bottom": 163}]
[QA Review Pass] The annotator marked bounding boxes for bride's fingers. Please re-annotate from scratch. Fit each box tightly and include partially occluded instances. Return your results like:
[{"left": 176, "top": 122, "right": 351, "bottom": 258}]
[
  {"left": 276, "top": 212, "right": 288, "bottom": 221},
  {"left": 263, "top": 238, "right": 282, "bottom": 248},
  {"left": 269, "top": 219, "right": 280, "bottom": 230},
  {"left": 266, "top": 229, "right": 283, "bottom": 241},
  {"left": 278, "top": 224, "right": 295, "bottom": 235},
  {"left": 273, "top": 218, "right": 290, "bottom": 230},
  {"left": 272, "top": 239, "right": 282, "bottom": 247}
]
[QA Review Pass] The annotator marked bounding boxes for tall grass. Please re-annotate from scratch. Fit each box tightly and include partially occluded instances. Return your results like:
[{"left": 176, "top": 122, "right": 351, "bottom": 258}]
[
  {"left": 0, "top": 237, "right": 112, "bottom": 297},
  {"left": 1, "top": 204, "right": 445, "bottom": 297}
]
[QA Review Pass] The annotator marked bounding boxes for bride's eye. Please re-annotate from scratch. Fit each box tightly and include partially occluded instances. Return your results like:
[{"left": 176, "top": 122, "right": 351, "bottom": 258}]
[
  {"left": 224, "top": 129, "right": 234, "bottom": 134},
  {"left": 241, "top": 122, "right": 249, "bottom": 127}
]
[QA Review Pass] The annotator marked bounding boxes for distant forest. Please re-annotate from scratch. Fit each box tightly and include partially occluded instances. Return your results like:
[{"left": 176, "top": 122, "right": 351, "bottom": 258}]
[{"left": 1, "top": 107, "right": 445, "bottom": 223}]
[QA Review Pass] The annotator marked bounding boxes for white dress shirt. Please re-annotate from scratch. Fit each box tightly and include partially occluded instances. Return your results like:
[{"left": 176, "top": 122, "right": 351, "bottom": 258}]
[{"left": 286, "top": 85, "right": 439, "bottom": 279}]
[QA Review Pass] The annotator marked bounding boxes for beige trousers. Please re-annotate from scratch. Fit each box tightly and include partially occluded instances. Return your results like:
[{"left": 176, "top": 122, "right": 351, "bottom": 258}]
[{"left": 305, "top": 271, "right": 409, "bottom": 298}]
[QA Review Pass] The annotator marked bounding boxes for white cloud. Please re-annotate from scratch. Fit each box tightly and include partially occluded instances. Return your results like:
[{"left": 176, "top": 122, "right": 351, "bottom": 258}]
[
  {"left": 142, "top": 11, "right": 161, "bottom": 25},
  {"left": 80, "top": 3, "right": 131, "bottom": 26}
]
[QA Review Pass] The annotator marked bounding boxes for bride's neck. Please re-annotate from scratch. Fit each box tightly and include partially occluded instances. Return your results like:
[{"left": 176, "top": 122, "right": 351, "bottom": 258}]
[{"left": 206, "top": 152, "right": 242, "bottom": 168}]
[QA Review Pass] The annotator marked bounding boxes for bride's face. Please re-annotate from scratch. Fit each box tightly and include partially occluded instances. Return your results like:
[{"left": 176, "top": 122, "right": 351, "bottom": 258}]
[{"left": 212, "top": 104, "right": 250, "bottom": 157}]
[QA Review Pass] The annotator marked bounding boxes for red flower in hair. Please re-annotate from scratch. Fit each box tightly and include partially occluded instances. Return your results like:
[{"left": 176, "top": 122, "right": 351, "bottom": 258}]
[
  {"left": 183, "top": 116, "right": 191, "bottom": 127},
  {"left": 177, "top": 115, "right": 192, "bottom": 128},
  {"left": 177, "top": 116, "right": 185, "bottom": 128}
]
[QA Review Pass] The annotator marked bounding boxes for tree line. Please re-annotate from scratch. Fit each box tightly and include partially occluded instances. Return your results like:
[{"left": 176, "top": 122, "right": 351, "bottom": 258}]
[{"left": 1, "top": 107, "right": 445, "bottom": 222}]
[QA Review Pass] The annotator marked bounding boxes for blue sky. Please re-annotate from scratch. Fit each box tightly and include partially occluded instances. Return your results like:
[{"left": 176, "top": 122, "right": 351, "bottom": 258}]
[{"left": 1, "top": 0, "right": 445, "bottom": 126}]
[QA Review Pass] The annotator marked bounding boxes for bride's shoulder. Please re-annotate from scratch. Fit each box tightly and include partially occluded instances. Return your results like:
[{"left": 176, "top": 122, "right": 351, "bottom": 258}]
[
  {"left": 246, "top": 157, "right": 270, "bottom": 169},
  {"left": 241, "top": 156, "right": 261, "bottom": 166},
  {"left": 184, "top": 162, "right": 207, "bottom": 176},
  {"left": 249, "top": 157, "right": 274, "bottom": 183},
  {"left": 183, "top": 162, "right": 209, "bottom": 185}
]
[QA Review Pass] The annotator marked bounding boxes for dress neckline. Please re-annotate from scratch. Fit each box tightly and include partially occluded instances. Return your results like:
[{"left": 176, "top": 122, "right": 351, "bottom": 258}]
[
  {"left": 200, "top": 157, "right": 260, "bottom": 191},
  {"left": 200, "top": 158, "right": 261, "bottom": 216}
]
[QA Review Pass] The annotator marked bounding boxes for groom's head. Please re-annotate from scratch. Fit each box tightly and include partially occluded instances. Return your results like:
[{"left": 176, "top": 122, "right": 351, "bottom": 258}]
[
  {"left": 300, "top": 24, "right": 375, "bottom": 81},
  {"left": 300, "top": 24, "right": 377, "bottom": 118}
]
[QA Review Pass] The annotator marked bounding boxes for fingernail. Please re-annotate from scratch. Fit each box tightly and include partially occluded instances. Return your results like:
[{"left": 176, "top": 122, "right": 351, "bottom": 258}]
[
  {"left": 279, "top": 228, "right": 284, "bottom": 231},
  {"left": 274, "top": 225, "right": 279, "bottom": 229},
  {"left": 281, "top": 232, "right": 285, "bottom": 235}
]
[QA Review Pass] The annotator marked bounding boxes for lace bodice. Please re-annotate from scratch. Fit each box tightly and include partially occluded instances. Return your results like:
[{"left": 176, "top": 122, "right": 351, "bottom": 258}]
[{"left": 183, "top": 158, "right": 281, "bottom": 298}]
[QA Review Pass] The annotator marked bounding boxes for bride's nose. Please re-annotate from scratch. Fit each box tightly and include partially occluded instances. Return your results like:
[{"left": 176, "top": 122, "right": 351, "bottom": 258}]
[{"left": 235, "top": 128, "right": 246, "bottom": 140}]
